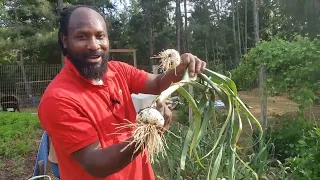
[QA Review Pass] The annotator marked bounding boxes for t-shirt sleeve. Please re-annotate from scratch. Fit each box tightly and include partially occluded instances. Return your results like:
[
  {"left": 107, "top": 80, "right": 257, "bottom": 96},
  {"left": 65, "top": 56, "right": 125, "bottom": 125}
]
[
  {"left": 114, "top": 61, "right": 148, "bottom": 94},
  {"left": 38, "top": 96, "right": 99, "bottom": 156}
]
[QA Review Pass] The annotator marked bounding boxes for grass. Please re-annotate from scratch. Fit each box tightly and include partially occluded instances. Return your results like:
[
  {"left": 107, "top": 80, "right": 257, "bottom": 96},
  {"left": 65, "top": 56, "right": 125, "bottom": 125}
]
[
  {"left": 0, "top": 112, "right": 41, "bottom": 158},
  {"left": 0, "top": 111, "right": 43, "bottom": 179}
]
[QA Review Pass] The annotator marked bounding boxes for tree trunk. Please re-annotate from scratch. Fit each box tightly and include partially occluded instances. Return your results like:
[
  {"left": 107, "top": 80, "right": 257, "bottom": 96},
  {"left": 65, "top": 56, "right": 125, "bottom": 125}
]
[
  {"left": 14, "top": 0, "right": 32, "bottom": 103},
  {"left": 259, "top": 64, "right": 267, "bottom": 131},
  {"left": 236, "top": 0, "right": 242, "bottom": 56},
  {"left": 57, "top": 0, "right": 63, "bottom": 11},
  {"left": 184, "top": 0, "right": 188, "bottom": 52},
  {"left": 305, "top": 0, "right": 318, "bottom": 39},
  {"left": 217, "top": 0, "right": 220, "bottom": 21},
  {"left": 245, "top": 0, "right": 248, "bottom": 53},
  {"left": 148, "top": 13, "right": 154, "bottom": 71},
  {"left": 180, "top": 13, "right": 185, "bottom": 53},
  {"left": 231, "top": 0, "right": 238, "bottom": 63},
  {"left": 176, "top": 0, "right": 181, "bottom": 53},
  {"left": 253, "top": 0, "right": 260, "bottom": 45}
]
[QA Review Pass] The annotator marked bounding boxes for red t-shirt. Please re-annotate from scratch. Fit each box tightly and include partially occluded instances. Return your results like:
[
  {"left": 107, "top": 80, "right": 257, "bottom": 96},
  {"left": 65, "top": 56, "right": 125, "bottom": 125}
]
[{"left": 38, "top": 57, "right": 155, "bottom": 180}]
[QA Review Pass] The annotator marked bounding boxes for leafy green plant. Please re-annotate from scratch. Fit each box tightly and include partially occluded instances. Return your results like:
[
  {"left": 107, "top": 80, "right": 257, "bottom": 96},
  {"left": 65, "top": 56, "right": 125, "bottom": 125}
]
[
  {"left": 232, "top": 36, "right": 320, "bottom": 107},
  {"left": 153, "top": 111, "right": 288, "bottom": 180},
  {"left": 153, "top": 114, "right": 240, "bottom": 180},
  {"left": 286, "top": 127, "right": 320, "bottom": 179},
  {"left": 267, "top": 113, "right": 314, "bottom": 163},
  {"left": 0, "top": 112, "right": 41, "bottom": 158}
]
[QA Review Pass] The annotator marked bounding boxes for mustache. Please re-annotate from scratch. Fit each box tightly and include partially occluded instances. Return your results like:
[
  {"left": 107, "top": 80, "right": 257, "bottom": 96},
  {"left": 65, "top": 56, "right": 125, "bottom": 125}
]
[{"left": 84, "top": 51, "right": 105, "bottom": 58}]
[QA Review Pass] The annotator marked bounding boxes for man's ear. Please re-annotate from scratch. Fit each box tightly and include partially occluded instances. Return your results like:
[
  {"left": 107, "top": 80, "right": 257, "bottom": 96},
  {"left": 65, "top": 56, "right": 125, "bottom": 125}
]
[{"left": 61, "top": 34, "right": 67, "bottom": 48}]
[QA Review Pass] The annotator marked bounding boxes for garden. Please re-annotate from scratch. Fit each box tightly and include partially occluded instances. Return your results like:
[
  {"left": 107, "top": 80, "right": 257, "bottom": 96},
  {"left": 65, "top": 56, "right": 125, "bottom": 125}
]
[
  {"left": 1, "top": 0, "right": 320, "bottom": 179},
  {"left": 1, "top": 37, "right": 319, "bottom": 179}
]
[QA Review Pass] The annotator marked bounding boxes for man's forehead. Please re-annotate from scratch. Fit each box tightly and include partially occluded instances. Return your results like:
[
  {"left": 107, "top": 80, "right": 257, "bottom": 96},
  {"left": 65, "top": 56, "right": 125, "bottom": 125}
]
[{"left": 68, "top": 7, "right": 106, "bottom": 31}]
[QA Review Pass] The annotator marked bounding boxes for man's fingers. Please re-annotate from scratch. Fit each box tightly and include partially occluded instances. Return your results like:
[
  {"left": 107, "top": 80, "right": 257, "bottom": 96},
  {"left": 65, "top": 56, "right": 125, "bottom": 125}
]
[
  {"left": 200, "top": 61, "right": 206, "bottom": 73},
  {"left": 188, "top": 55, "right": 196, "bottom": 77},
  {"left": 195, "top": 56, "right": 202, "bottom": 74},
  {"left": 163, "top": 105, "right": 172, "bottom": 129},
  {"left": 180, "top": 53, "right": 205, "bottom": 77},
  {"left": 156, "top": 100, "right": 164, "bottom": 114},
  {"left": 180, "top": 53, "right": 191, "bottom": 67},
  {"left": 155, "top": 102, "right": 172, "bottom": 133}
]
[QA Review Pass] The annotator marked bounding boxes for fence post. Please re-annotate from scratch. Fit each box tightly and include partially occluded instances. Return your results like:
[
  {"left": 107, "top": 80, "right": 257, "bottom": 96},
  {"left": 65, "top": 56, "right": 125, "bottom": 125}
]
[{"left": 259, "top": 63, "right": 267, "bottom": 131}]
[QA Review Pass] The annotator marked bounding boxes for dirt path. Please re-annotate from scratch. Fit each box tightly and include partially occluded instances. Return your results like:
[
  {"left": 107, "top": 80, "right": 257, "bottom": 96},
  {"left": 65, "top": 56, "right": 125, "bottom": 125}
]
[
  {"left": 0, "top": 125, "right": 58, "bottom": 180},
  {"left": 238, "top": 89, "right": 299, "bottom": 118}
]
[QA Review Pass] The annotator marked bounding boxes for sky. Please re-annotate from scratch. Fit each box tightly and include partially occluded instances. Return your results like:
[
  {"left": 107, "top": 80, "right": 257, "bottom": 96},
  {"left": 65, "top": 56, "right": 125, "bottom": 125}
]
[
  {"left": 110, "top": 0, "right": 194, "bottom": 19},
  {"left": 111, "top": 0, "right": 129, "bottom": 11}
]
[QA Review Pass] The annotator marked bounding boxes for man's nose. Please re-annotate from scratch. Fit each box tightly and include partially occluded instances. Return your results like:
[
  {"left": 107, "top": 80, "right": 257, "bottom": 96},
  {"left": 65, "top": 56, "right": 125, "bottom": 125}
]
[{"left": 87, "top": 37, "right": 100, "bottom": 50}]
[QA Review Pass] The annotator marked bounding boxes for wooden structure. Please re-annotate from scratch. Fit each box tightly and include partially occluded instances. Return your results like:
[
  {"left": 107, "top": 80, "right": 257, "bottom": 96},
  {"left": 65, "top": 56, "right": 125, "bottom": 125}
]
[
  {"left": 110, "top": 49, "right": 137, "bottom": 67},
  {"left": 150, "top": 56, "right": 161, "bottom": 74}
]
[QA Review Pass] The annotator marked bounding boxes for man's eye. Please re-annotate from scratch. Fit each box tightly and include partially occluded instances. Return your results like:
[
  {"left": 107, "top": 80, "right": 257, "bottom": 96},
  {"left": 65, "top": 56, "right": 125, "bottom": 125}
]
[
  {"left": 97, "top": 34, "right": 105, "bottom": 39},
  {"left": 77, "top": 35, "right": 86, "bottom": 39}
]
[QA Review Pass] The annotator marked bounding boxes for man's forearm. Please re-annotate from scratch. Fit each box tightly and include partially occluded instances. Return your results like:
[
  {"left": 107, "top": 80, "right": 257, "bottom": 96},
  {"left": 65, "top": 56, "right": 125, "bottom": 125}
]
[
  {"left": 83, "top": 139, "right": 142, "bottom": 178},
  {"left": 155, "top": 68, "right": 185, "bottom": 93}
]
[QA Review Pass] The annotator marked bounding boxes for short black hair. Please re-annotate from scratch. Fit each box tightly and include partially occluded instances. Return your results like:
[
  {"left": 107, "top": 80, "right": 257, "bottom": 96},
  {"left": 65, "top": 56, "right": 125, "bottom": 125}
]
[{"left": 57, "top": 5, "right": 104, "bottom": 56}]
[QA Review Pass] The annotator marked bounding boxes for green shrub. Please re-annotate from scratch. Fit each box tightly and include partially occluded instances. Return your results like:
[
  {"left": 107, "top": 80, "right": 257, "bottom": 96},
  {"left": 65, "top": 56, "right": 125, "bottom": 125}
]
[
  {"left": 232, "top": 35, "right": 320, "bottom": 106},
  {"left": 286, "top": 127, "right": 320, "bottom": 179},
  {"left": 267, "top": 113, "right": 314, "bottom": 163},
  {"left": 0, "top": 112, "right": 41, "bottom": 158}
]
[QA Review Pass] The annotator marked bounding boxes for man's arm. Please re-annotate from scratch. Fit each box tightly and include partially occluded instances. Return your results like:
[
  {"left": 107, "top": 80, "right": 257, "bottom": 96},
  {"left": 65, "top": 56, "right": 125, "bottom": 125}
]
[
  {"left": 142, "top": 68, "right": 183, "bottom": 95},
  {"left": 71, "top": 138, "right": 142, "bottom": 178},
  {"left": 70, "top": 54, "right": 206, "bottom": 177},
  {"left": 141, "top": 53, "right": 206, "bottom": 95},
  {"left": 39, "top": 97, "right": 144, "bottom": 178}
]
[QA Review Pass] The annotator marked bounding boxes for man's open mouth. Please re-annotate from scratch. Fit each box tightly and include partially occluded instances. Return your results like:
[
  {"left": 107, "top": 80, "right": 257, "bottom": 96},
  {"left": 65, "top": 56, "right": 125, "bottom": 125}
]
[
  {"left": 89, "top": 55, "right": 100, "bottom": 59},
  {"left": 86, "top": 55, "right": 102, "bottom": 63}
]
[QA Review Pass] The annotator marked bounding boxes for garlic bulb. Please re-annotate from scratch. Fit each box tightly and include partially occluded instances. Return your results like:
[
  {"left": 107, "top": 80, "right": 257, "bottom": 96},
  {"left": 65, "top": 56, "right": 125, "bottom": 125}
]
[
  {"left": 157, "top": 49, "right": 181, "bottom": 72},
  {"left": 136, "top": 107, "right": 165, "bottom": 127}
]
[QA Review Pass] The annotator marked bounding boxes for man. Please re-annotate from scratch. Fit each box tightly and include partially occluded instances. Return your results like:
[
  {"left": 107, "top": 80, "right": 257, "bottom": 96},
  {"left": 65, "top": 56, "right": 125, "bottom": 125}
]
[
  {"left": 38, "top": 5, "right": 206, "bottom": 180},
  {"left": 48, "top": 138, "right": 60, "bottom": 178}
]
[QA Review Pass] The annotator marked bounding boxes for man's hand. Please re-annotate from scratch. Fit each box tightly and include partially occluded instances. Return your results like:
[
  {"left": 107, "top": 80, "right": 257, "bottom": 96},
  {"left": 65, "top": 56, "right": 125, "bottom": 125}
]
[
  {"left": 156, "top": 100, "right": 172, "bottom": 132},
  {"left": 141, "top": 52, "right": 207, "bottom": 95},
  {"left": 176, "top": 53, "right": 207, "bottom": 78}
]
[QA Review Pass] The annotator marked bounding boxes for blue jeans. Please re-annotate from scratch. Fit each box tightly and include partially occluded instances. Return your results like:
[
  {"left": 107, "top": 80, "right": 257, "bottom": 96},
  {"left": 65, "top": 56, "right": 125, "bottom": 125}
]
[{"left": 50, "top": 162, "right": 60, "bottom": 179}]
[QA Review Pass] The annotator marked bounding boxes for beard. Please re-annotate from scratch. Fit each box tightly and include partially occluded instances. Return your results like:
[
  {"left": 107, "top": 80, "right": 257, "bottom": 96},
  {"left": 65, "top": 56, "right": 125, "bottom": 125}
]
[{"left": 67, "top": 49, "right": 109, "bottom": 81}]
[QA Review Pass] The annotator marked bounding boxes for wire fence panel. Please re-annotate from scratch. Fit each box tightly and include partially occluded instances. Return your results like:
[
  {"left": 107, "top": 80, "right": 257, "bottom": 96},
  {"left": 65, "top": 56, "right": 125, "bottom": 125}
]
[
  {"left": 0, "top": 63, "right": 149, "bottom": 110},
  {"left": 0, "top": 64, "right": 62, "bottom": 109}
]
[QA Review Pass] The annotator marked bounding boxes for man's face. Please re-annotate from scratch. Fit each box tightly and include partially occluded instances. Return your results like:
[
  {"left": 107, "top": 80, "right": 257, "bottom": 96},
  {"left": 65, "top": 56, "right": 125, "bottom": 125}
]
[{"left": 61, "top": 7, "right": 110, "bottom": 80}]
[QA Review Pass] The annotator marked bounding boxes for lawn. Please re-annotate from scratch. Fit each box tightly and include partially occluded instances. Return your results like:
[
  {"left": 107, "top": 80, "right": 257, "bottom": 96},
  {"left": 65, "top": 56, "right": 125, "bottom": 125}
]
[
  {"left": 0, "top": 112, "right": 43, "bottom": 180},
  {"left": 0, "top": 89, "right": 319, "bottom": 180}
]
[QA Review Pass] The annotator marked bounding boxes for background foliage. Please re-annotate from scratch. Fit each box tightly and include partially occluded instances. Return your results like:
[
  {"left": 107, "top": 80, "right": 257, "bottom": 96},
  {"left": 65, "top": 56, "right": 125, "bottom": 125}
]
[
  {"left": 1, "top": 0, "right": 319, "bottom": 106},
  {"left": 1, "top": 0, "right": 320, "bottom": 179},
  {"left": 232, "top": 36, "right": 320, "bottom": 107}
]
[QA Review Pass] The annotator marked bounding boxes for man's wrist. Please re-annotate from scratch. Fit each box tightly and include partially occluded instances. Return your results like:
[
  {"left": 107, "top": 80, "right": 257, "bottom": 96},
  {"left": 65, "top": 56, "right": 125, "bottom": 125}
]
[
  {"left": 125, "top": 137, "right": 144, "bottom": 154},
  {"left": 174, "top": 65, "right": 186, "bottom": 77}
]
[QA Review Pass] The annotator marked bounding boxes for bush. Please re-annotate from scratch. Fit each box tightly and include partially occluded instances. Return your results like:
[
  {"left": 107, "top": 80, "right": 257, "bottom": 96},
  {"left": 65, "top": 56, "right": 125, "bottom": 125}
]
[
  {"left": 0, "top": 112, "right": 41, "bottom": 158},
  {"left": 267, "top": 114, "right": 314, "bottom": 163},
  {"left": 286, "top": 127, "right": 320, "bottom": 179},
  {"left": 232, "top": 36, "right": 320, "bottom": 107}
]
